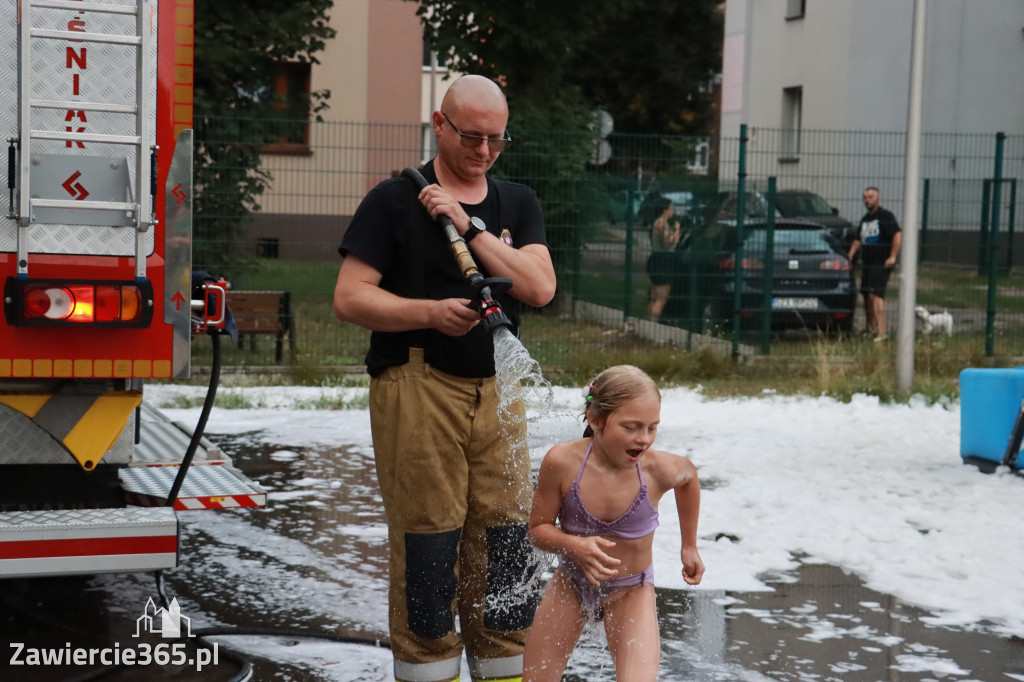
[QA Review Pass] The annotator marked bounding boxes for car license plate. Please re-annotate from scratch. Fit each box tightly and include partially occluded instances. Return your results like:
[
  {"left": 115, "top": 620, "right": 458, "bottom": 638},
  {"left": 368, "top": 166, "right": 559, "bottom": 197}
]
[{"left": 773, "top": 297, "right": 818, "bottom": 310}]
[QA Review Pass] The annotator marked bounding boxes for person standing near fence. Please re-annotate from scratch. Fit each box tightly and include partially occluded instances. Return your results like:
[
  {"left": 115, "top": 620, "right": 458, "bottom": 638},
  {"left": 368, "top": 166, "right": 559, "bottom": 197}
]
[
  {"left": 646, "top": 196, "right": 682, "bottom": 322},
  {"left": 847, "top": 186, "right": 902, "bottom": 342},
  {"left": 333, "top": 74, "right": 557, "bottom": 682}
]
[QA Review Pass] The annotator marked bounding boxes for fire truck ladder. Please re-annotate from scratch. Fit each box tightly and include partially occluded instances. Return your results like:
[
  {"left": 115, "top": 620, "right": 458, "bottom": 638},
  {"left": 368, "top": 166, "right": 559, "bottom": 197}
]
[{"left": 14, "top": 0, "right": 155, "bottom": 279}]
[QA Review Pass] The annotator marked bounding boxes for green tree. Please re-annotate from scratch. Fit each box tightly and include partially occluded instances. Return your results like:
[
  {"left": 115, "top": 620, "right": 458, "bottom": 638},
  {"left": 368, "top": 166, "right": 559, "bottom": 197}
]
[
  {"left": 412, "top": 0, "right": 633, "bottom": 279},
  {"left": 413, "top": 0, "right": 632, "bottom": 130},
  {"left": 572, "top": 0, "right": 723, "bottom": 182},
  {"left": 192, "top": 0, "right": 334, "bottom": 277},
  {"left": 412, "top": 0, "right": 721, "bottom": 133},
  {"left": 572, "top": 0, "right": 723, "bottom": 135},
  {"left": 411, "top": 2, "right": 724, "bottom": 291}
]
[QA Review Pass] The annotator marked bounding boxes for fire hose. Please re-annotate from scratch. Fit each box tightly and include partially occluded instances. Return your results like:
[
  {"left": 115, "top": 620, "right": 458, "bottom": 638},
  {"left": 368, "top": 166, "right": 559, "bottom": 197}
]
[{"left": 401, "top": 167, "right": 514, "bottom": 333}]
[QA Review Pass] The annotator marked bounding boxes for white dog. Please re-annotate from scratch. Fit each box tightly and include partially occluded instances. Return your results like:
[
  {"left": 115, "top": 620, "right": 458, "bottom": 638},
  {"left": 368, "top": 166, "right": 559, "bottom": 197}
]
[{"left": 915, "top": 306, "right": 954, "bottom": 336}]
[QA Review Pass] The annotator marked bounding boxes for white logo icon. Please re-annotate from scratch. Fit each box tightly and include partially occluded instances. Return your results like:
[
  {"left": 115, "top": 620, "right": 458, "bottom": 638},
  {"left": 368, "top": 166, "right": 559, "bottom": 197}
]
[{"left": 133, "top": 597, "right": 194, "bottom": 638}]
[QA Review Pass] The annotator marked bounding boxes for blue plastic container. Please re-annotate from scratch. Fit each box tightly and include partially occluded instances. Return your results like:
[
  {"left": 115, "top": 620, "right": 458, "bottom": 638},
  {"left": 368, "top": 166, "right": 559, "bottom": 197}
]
[{"left": 960, "top": 367, "right": 1024, "bottom": 468}]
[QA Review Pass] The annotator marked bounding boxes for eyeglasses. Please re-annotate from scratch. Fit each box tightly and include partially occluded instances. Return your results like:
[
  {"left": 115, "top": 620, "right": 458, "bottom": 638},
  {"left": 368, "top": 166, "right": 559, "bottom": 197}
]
[{"left": 443, "top": 113, "right": 512, "bottom": 152}]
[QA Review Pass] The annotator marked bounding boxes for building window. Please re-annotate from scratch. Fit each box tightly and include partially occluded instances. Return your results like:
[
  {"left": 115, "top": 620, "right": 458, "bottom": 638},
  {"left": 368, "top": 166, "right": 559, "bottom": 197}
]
[
  {"left": 786, "top": 0, "right": 806, "bottom": 20},
  {"left": 781, "top": 86, "right": 802, "bottom": 161},
  {"left": 422, "top": 40, "right": 447, "bottom": 70},
  {"left": 256, "top": 238, "right": 280, "bottom": 259},
  {"left": 262, "top": 62, "right": 312, "bottom": 155},
  {"left": 421, "top": 123, "right": 436, "bottom": 166}
]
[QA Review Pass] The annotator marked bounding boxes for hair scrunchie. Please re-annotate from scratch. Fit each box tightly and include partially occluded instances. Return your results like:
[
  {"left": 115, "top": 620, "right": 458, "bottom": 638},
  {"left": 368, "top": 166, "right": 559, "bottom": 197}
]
[{"left": 582, "top": 381, "right": 594, "bottom": 402}]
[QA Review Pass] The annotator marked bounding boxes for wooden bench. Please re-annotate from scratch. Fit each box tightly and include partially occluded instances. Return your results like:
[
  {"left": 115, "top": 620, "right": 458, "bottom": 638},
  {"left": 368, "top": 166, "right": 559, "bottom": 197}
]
[{"left": 227, "top": 290, "right": 296, "bottom": 362}]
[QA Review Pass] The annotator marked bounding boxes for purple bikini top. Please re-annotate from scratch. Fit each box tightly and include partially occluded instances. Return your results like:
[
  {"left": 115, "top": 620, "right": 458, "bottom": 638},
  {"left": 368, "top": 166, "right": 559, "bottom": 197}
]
[{"left": 559, "top": 441, "right": 660, "bottom": 540}]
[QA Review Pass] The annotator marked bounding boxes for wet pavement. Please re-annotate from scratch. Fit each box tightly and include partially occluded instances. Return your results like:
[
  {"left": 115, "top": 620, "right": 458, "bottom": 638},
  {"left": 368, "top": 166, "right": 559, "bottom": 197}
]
[{"left": 3, "top": 431, "right": 1024, "bottom": 681}]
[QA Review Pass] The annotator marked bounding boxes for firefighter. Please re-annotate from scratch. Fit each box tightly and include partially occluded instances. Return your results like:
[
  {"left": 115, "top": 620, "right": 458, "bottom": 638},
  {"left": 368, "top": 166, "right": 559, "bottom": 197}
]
[{"left": 334, "top": 75, "right": 557, "bottom": 682}]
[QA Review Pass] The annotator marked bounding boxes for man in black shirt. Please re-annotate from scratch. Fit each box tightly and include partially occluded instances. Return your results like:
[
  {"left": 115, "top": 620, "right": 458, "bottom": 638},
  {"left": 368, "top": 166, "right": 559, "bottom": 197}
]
[
  {"left": 847, "top": 187, "right": 902, "bottom": 341},
  {"left": 334, "top": 75, "right": 556, "bottom": 682}
]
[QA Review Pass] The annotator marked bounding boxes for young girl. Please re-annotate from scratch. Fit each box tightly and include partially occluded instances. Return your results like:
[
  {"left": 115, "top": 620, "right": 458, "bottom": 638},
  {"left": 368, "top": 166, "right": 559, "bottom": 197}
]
[{"left": 523, "top": 365, "right": 704, "bottom": 682}]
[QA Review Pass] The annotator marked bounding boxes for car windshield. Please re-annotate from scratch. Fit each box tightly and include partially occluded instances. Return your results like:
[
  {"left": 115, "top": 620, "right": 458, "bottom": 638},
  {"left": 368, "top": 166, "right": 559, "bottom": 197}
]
[
  {"left": 720, "top": 193, "right": 769, "bottom": 218},
  {"left": 775, "top": 193, "right": 834, "bottom": 217},
  {"left": 745, "top": 229, "right": 835, "bottom": 255}
]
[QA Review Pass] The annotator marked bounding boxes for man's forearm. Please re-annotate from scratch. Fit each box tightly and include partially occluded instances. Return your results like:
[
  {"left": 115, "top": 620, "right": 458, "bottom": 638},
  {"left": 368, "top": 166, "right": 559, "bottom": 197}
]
[
  {"left": 891, "top": 232, "right": 902, "bottom": 260},
  {"left": 334, "top": 280, "right": 435, "bottom": 332},
  {"left": 847, "top": 240, "right": 860, "bottom": 261},
  {"left": 469, "top": 239, "right": 556, "bottom": 307}
]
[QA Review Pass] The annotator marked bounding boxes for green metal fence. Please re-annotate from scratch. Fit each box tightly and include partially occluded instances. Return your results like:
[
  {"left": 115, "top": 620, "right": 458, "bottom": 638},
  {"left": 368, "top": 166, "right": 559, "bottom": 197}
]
[{"left": 192, "top": 117, "right": 1024, "bottom": 369}]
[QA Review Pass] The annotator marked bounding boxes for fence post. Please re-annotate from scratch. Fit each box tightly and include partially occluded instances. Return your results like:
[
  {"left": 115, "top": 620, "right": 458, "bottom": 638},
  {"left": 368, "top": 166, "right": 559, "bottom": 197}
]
[
  {"left": 623, "top": 191, "right": 636, "bottom": 323},
  {"left": 919, "top": 178, "right": 929, "bottom": 263},
  {"left": 569, "top": 177, "right": 583, "bottom": 313},
  {"left": 761, "top": 177, "right": 776, "bottom": 353},
  {"left": 1005, "top": 179, "right": 1017, "bottom": 273},
  {"left": 978, "top": 179, "right": 991, "bottom": 276},
  {"left": 732, "top": 124, "right": 748, "bottom": 358},
  {"left": 985, "top": 131, "right": 1006, "bottom": 356}
]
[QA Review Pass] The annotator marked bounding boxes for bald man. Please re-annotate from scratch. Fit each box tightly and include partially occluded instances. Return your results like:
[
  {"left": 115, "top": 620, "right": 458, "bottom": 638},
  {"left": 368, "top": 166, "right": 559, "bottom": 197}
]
[{"left": 335, "top": 75, "right": 556, "bottom": 682}]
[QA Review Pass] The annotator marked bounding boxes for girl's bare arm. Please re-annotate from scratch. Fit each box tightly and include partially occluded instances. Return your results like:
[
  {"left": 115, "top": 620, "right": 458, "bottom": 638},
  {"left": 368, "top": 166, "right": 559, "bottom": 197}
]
[{"left": 672, "top": 457, "right": 705, "bottom": 585}]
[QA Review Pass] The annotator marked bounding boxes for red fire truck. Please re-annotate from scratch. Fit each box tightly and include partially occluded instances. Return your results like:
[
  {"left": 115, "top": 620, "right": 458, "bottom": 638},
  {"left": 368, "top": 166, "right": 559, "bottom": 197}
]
[{"left": 0, "top": 0, "right": 265, "bottom": 578}]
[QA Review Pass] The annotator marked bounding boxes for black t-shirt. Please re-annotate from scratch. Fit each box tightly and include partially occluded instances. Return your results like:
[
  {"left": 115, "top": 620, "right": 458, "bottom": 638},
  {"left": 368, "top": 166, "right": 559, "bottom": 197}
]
[
  {"left": 857, "top": 207, "right": 901, "bottom": 266},
  {"left": 339, "top": 161, "right": 548, "bottom": 378}
]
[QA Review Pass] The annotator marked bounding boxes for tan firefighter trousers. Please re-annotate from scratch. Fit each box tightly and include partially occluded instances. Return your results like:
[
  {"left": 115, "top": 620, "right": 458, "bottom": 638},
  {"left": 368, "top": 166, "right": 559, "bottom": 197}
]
[{"left": 370, "top": 348, "right": 538, "bottom": 682}]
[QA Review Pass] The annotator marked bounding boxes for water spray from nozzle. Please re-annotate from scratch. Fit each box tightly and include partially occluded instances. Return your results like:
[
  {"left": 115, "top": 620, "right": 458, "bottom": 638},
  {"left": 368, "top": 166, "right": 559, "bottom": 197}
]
[{"left": 401, "top": 167, "right": 513, "bottom": 333}]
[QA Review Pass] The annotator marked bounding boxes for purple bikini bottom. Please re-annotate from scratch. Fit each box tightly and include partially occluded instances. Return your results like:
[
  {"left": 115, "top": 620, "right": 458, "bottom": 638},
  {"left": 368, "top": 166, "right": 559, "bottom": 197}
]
[{"left": 560, "top": 558, "right": 655, "bottom": 621}]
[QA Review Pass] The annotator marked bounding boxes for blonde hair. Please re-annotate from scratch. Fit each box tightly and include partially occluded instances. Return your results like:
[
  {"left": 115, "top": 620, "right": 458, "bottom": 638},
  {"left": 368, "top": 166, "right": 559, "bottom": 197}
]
[{"left": 582, "top": 365, "right": 661, "bottom": 437}]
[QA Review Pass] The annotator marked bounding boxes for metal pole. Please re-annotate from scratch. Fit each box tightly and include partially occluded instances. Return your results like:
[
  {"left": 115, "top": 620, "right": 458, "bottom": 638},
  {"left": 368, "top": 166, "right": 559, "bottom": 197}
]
[
  {"left": 895, "top": 0, "right": 927, "bottom": 393},
  {"left": 985, "top": 132, "right": 1007, "bottom": 356},
  {"left": 732, "top": 124, "right": 748, "bottom": 358}
]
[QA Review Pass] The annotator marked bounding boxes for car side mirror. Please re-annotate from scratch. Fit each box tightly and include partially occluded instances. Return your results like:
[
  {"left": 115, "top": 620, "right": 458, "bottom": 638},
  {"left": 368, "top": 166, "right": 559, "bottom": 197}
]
[{"left": 831, "top": 207, "right": 839, "bottom": 215}]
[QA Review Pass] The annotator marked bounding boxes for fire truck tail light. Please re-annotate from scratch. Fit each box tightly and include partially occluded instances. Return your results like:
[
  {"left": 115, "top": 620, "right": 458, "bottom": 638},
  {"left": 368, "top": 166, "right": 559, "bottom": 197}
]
[
  {"left": 95, "top": 285, "right": 141, "bottom": 323},
  {"left": 25, "top": 287, "right": 75, "bottom": 320},
  {"left": 5, "top": 278, "right": 153, "bottom": 328}
]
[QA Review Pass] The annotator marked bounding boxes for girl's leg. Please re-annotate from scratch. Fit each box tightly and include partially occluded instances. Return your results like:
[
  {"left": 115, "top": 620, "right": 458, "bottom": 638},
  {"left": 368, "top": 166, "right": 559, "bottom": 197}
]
[
  {"left": 602, "top": 583, "right": 660, "bottom": 682},
  {"left": 522, "top": 568, "right": 587, "bottom": 682}
]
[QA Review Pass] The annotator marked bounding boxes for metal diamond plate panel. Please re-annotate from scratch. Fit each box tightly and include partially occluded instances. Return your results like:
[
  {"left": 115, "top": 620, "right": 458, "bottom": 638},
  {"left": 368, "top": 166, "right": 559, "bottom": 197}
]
[
  {"left": 0, "top": 403, "right": 68, "bottom": 464},
  {"left": 132, "top": 402, "right": 228, "bottom": 465},
  {"left": 0, "top": 402, "right": 134, "bottom": 465},
  {"left": 0, "top": 0, "right": 159, "bottom": 255},
  {"left": 0, "top": 505, "right": 175, "bottom": 532},
  {"left": 108, "top": 410, "right": 136, "bottom": 464},
  {"left": 120, "top": 464, "right": 267, "bottom": 500}
]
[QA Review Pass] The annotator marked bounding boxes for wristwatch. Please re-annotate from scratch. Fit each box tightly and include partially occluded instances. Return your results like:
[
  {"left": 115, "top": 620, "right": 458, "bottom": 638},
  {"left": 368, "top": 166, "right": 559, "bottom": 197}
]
[{"left": 464, "top": 216, "right": 486, "bottom": 243}]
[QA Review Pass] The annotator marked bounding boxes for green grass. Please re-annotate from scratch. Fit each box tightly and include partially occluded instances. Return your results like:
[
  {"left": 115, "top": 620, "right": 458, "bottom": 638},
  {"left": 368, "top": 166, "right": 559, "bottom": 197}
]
[
  {"left": 520, "top": 311, "right": 985, "bottom": 403},
  {"left": 916, "top": 263, "right": 1024, "bottom": 311},
  {"left": 230, "top": 258, "right": 340, "bottom": 302}
]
